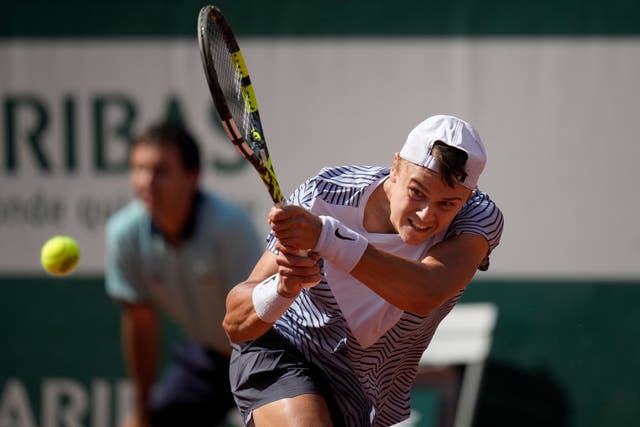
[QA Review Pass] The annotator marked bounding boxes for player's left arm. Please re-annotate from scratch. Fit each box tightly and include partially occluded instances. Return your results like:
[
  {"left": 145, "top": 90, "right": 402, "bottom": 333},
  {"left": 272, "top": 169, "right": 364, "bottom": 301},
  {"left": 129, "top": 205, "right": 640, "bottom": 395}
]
[
  {"left": 350, "top": 233, "right": 488, "bottom": 315},
  {"left": 269, "top": 204, "right": 491, "bottom": 316}
]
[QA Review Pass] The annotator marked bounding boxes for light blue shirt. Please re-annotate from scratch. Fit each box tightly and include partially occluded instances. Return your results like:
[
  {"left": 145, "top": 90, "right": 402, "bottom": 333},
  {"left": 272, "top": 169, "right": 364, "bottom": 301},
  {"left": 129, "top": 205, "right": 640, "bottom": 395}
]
[{"left": 105, "top": 192, "right": 262, "bottom": 353}]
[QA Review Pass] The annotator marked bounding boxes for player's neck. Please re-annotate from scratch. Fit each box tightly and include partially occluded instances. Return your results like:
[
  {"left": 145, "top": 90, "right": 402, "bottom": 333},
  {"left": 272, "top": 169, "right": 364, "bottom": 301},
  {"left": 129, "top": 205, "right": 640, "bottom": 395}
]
[{"left": 363, "top": 178, "right": 393, "bottom": 233}]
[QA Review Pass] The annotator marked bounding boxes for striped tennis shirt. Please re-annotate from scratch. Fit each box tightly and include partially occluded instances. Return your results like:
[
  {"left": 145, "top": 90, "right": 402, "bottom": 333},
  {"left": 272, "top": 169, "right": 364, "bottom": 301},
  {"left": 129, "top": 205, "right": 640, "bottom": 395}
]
[{"left": 268, "top": 165, "right": 503, "bottom": 426}]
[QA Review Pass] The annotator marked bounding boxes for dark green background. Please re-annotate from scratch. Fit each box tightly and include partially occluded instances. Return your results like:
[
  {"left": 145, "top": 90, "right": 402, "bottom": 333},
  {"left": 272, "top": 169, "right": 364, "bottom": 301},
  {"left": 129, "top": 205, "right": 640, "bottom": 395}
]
[
  {"left": 2, "top": 277, "right": 638, "bottom": 427},
  {"left": 3, "top": 0, "right": 640, "bottom": 37}
]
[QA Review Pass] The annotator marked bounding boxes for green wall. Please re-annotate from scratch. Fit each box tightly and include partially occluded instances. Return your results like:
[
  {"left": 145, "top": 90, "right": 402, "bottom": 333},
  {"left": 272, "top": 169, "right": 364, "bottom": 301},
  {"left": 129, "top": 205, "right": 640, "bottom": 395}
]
[
  {"left": 1, "top": 277, "right": 638, "bottom": 427},
  {"left": 3, "top": 0, "right": 640, "bottom": 37}
]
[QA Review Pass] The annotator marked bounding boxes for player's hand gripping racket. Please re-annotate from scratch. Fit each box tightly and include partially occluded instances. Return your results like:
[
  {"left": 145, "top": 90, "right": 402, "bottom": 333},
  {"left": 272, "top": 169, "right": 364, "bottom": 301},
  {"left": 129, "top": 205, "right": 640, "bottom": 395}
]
[
  {"left": 197, "top": 5, "right": 284, "bottom": 205},
  {"left": 198, "top": 5, "right": 308, "bottom": 256}
]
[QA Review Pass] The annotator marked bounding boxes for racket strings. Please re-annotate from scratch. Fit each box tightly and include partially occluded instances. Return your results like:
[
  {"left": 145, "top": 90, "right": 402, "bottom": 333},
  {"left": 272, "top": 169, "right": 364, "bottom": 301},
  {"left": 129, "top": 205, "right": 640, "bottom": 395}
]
[{"left": 204, "top": 22, "right": 257, "bottom": 151}]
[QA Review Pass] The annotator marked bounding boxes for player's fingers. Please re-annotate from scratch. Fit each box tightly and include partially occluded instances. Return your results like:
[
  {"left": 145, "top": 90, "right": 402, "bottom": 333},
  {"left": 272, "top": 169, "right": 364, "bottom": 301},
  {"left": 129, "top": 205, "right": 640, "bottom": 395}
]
[
  {"left": 268, "top": 205, "right": 293, "bottom": 223},
  {"left": 275, "top": 250, "right": 319, "bottom": 269},
  {"left": 284, "top": 257, "right": 317, "bottom": 270},
  {"left": 274, "top": 236, "right": 299, "bottom": 251},
  {"left": 270, "top": 204, "right": 314, "bottom": 227},
  {"left": 269, "top": 219, "right": 303, "bottom": 242},
  {"left": 275, "top": 240, "right": 316, "bottom": 256},
  {"left": 278, "top": 268, "right": 321, "bottom": 289},
  {"left": 300, "top": 274, "right": 322, "bottom": 288},
  {"left": 278, "top": 261, "right": 319, "bottom": 278},
  {"left": 270, "top": 221, "right": 293, "bottom": 235},
  {"left": 282, "top": 212, "right": 322, "bottom": 248}
]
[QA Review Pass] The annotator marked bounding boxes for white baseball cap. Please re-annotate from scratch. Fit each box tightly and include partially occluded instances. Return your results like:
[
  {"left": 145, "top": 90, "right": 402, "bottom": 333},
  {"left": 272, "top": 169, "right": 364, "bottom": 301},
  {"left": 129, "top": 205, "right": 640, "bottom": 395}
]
[{"left": 399, "top": 115, "right": 486, "bottom": 189}]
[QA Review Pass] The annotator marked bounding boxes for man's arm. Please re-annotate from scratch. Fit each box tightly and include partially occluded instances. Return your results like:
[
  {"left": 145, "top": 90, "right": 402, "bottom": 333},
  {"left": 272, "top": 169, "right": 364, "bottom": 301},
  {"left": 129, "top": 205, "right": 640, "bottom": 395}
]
[
  {"left": 269, "top": 204, "right": 489, "bottom": 316},
  {"left": 350, "top": 233, "right": 488, "bottom": 315},
  {"left": 120, "top": 303, "right": 160, "bottom": 427},
  {"left": 223, "top": 249, "right": 320, "bottom": 344}
]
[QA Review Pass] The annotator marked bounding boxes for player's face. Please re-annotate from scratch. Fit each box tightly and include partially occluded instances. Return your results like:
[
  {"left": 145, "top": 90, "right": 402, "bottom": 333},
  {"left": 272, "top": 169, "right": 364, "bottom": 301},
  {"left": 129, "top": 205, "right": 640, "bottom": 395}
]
[
  {"left": 130, "top": 142, "right": 198, "bottom": 218},
  {"left": 388, "top": 160, "right": 471, "bottom": 245}
]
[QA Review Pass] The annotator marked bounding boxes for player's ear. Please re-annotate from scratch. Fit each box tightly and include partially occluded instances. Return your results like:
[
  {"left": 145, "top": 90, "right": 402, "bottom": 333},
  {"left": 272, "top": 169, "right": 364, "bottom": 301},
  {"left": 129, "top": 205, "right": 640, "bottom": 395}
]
[{"left": 390, "top": 152, "right": 401, "bottom": 182}]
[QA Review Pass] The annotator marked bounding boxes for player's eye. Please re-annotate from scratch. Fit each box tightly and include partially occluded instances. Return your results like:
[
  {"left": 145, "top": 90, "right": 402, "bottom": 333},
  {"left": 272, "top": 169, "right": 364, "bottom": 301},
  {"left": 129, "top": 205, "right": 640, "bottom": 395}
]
[
  {"left": 439, "top": 200, "right": 457, "bottom": 210},
  {"left": 409, "top": 187, "right": 423, "bottom": 199}
]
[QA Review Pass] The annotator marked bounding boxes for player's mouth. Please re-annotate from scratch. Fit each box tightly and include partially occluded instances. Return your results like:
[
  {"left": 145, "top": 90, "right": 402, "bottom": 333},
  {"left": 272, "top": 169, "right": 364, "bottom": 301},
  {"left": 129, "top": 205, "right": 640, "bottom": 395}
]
[{"left": 408, "top": 218, "right": 431, "bottom": 232}]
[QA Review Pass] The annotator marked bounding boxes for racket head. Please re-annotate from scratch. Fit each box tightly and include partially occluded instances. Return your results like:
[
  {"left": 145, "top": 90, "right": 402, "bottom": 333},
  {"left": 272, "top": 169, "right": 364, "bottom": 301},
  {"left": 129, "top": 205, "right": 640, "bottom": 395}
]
[{"left": 197, "top": 5, "right": 284, "bottom": 204}]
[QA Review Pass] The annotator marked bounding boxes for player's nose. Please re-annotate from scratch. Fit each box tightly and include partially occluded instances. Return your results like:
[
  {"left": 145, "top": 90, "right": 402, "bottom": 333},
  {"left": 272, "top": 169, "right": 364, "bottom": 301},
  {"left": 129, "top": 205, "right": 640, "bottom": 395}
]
[{"left": 416, "top": 204, "right": 434, "bottom": 221}]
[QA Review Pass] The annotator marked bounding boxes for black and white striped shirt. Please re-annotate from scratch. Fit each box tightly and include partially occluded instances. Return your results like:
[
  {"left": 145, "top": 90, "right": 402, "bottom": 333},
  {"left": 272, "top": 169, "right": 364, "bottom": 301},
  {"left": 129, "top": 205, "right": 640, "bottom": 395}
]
[{"left": 268, "top": 165, "right": 503, "bottom": 426}]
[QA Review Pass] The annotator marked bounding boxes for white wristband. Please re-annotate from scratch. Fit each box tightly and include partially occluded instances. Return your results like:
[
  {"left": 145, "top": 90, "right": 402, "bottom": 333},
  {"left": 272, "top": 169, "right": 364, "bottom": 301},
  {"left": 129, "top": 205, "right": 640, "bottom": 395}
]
[
  {"left": 252, "top": 274, "right": 296, "bottom": 323},
  {"left": 313, "top": 216, "right": 368, "bottom": 272}
]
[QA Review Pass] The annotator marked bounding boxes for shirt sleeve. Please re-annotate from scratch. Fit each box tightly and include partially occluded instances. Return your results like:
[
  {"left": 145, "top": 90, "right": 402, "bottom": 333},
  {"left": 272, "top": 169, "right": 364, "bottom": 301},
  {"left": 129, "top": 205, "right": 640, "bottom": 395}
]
[
  {"left": 104, "top": 212, "right": 146, "bottom": 303},
  {"left": 445, "top": 190, "right": 504, "bottom": 271}
]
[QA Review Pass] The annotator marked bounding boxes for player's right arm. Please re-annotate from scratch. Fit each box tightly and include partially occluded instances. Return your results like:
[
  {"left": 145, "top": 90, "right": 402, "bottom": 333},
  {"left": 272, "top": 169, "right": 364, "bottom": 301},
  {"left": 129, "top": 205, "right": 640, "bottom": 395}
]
[{"left": 223, "top": 248, "right": 320, "bottom": 343}]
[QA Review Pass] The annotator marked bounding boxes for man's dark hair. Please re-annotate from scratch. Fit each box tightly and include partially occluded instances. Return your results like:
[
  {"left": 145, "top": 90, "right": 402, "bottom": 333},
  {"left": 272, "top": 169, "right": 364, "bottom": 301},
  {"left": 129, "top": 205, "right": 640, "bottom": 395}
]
[
  {"left": 431, "top": 141, "right": 468, "bottom": 188},
  {"left": 134, "top": 121, "right": 201, "bottom": 172}
]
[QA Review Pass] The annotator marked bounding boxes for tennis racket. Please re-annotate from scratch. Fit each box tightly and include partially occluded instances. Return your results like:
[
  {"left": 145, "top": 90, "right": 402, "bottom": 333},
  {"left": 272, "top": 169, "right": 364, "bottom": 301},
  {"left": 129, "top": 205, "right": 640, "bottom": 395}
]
[{"left": 197, "top": 5, "right": 284, "bottom": 205}]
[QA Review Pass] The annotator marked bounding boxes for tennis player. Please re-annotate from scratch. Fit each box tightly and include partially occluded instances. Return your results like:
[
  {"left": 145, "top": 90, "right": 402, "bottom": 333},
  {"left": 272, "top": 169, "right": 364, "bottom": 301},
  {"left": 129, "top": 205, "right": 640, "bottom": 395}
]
[
  {"left": 105, "top": 121, "right": 262, "bottom": 427},
  {"left": 224, "top": 115, "right": 504, "bottom": 426}
]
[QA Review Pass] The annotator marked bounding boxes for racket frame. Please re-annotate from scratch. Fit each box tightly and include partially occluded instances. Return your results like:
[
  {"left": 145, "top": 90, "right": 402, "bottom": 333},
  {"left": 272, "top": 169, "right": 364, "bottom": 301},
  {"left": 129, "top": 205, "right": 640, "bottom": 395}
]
[{"left": 197, "top": 5, "right": 284, "bottom": 204}]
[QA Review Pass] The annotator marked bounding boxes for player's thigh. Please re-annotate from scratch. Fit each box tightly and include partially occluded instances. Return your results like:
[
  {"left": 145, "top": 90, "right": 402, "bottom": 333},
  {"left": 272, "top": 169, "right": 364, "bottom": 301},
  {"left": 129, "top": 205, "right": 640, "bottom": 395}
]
[
  {"left": 253, "top": 393, "right": 334, "bottom": 427},
  {"left": 230, "top": 329, "right": 346, "bottom": 426}
]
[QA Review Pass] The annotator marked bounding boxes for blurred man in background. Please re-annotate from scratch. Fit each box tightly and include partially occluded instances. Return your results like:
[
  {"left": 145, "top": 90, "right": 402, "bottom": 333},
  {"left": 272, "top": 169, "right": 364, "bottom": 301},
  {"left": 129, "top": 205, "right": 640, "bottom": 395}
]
[{"left": 105, "top": 121, "right": 262, "bottom": 427}]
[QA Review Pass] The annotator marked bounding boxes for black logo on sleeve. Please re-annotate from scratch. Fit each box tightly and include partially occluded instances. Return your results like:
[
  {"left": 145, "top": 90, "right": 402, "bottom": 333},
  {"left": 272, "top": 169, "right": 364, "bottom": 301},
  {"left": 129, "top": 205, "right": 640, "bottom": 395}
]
[{"left": 334, "top": 228, "right": 356, "bottom": 241}]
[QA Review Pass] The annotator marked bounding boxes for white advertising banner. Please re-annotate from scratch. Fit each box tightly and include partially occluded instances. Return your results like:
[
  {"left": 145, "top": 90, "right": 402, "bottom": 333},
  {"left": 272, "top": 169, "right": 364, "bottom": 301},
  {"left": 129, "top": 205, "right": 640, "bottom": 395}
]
[{"left": 1, "top": 38, "right": 640, "bottom": 277}]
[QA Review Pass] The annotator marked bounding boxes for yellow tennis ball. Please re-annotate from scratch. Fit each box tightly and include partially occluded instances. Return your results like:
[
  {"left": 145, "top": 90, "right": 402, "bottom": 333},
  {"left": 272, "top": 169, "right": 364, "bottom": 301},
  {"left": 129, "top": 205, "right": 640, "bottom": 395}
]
[{"left": 40, "top": 235, "right": 81, "bottom": 276}]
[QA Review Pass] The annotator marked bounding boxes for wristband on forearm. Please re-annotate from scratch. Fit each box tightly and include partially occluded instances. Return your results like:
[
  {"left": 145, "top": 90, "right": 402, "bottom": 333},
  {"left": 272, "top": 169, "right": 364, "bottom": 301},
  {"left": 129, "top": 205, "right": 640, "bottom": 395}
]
[
  {"left": 314, "top": 216, "right": 368, "bottom": 272},
  {"left": 252, "top": 274, "right": 296, "bottom": 323}
]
